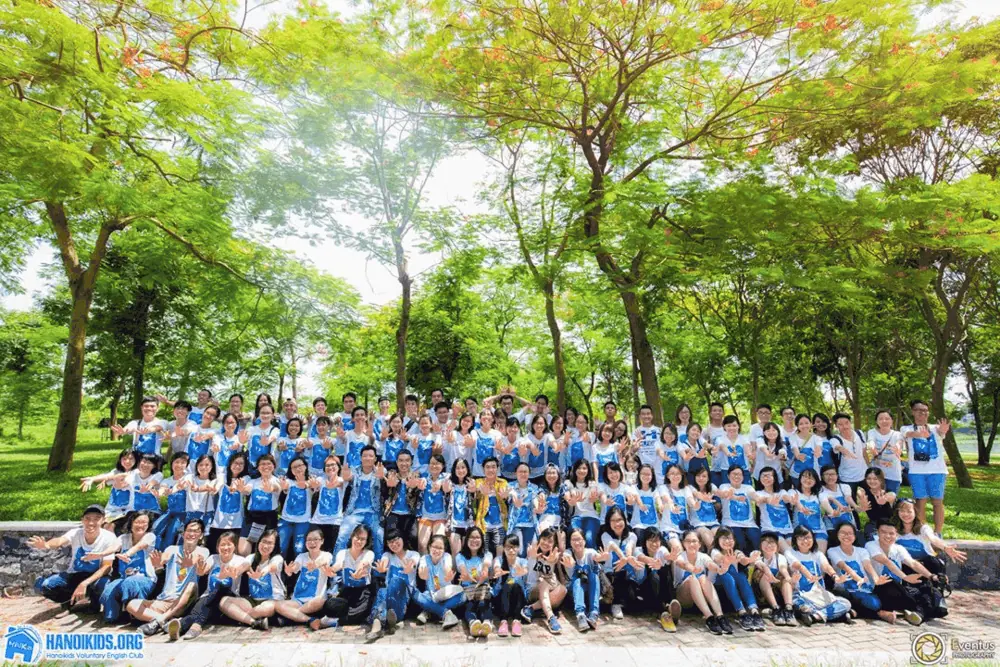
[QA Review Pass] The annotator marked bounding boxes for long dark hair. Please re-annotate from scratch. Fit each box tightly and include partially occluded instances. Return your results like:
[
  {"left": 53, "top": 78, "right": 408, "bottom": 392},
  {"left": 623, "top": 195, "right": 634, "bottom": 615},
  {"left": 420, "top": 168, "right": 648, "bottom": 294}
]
[{"left": 251, "top": 528, "right": 279, "bottom": 569}]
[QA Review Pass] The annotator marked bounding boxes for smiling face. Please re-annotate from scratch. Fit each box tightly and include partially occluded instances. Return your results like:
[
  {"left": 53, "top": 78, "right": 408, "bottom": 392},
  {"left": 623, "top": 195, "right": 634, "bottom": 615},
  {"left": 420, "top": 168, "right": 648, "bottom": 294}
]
[
  {"left": 229, "top": 396, "right": 243, "bottom": 413},
  {"left": 677, "top": 406, "right": 691, "bottom": 424},
  {"left": 709, "top": 404, "right": 724, "bottom": 423},
  {"left": 141, "top": 401, "right": 158, "bottom": 421},
  {"left": 342, "top": 395, "right": 356, "bottom": 413},
  {"left": 467, "top": 531, "right": 483, "bottom": 554},
  {"left": 865, "top": 470, "right": 882, "bottom": 490},
  {"left": 361, "top": 449, "right": 376, "bottom": 471},
  {"left": 796, "top": 416, "right": 811, "bottom": 435},
  {"left": 287, "top": 420, "right": 302, "bottom": 439},
  {"left": 258, "top": 405, "right": 274, "bottom": 425},
  {"left": 351, "top": 529, "right": 367, "bottom": 552},
  {"left": 171, "top": 457, "right": 187, "bottom": 478},
  {"left": 760, "top": 537, "right": 777, "bottom": 557},
  {"left": 609, "top": 512, "right": 626, "bottom": 536},
  {"left": 324, "top": 458, "right": 340, "bottom": 478},
  {"left": 795, "top": 531, "right": 814, "bottom": 552},
  {"left": 822, "top": 468, "right": 839, "bottom": 487},
  {"left": 197, "top": 390, "right": 211, "bottom": 406},
  {"left": 756, "top": 407, "right": 772, "bottom": 424},
  {"left": 876, "top": 411, "right": 893, "bottom": 431},
  {"left": 81, "top": 512, "right": 103, "bottom": 537},
  {"left": 138, "top": 457, "right": 154, "bottom": 476},
  {"left": 182, "top": 521, "right": 204, "bottom": 545},
  {"left": 218, "top": 536, "right": 236, "bottom": 560},
  {"left": 837, "top": 524, "right": 855, "bottom": 548},
  {"left": 724, "top": 421, "right": 739, "bottom": 438},
  {"left": 387, "top": 535, "right": 404, "bottom": 555},
  {"left": 896, "top": 501, "right": 916, "bottom": 526},
  {"left": 516, "top": 465, "right": 529, "bottom": 484},
  {"left": 196, "top": 457, "right": 213, "bottom": 478},
  {"left": 429, "top": 458, "right": 444, "bottom": 477},
  {"left": 760, "top": 470, "right": 776, "bottom": 491},
  {"left": 728, "top": 467, "right": 744, "bottom": 487},
  {"left": 429, "top": 538, "right": 445, "bottom": 560},
  {"left": 639, "top": 466, "right": 654, "bottom": 488},
  {"left": 305, "top": 532, "right": 323, "bottom": 553},
  {"left": 682, "top": 532, "right": 700, "bottom": 553},
  {"left": 718, "top": 532, "right": 735, "bottom": 551},
  {"left": 480, "top": 411, "right": 493, "bottom": 430},
  {"left": 228, "top": 456, "right": 246, "bottom": 478},
  {"left": 257, "top": 533, "right": 276, "bottom": 559},
  {"left": 257, "top": 458, "right": 275, "bottom": 477},
  {"left": 484, "top": 460, "right": 498, "bottom": 480},
  {"left": 570, "top": 530, "right": 585, "bottom": 552},
  {"left": 289, "top": 458, "right": 307, "bottom": 481}
]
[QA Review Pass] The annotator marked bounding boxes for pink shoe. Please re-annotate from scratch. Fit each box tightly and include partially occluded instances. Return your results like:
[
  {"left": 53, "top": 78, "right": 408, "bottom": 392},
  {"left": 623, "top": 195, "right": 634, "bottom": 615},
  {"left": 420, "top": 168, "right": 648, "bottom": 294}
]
[
  {"left": 497, "top": 620, "right": 509, "bottom": 637},
  {"left": 511, "top": 620, "right": 523, "bottom": 637}
]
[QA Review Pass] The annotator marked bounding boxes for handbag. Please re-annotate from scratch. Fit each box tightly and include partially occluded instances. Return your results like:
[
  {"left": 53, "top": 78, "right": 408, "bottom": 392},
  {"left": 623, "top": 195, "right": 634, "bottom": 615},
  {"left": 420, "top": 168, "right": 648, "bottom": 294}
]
[
  {"left": 799, "top": 584, "right": 838, "bottom": 611},
  {"left": 465, "top": 582, "right": 492, "bottom": 602},
  {"left": 598, "top": 569, "right": 614, "bottom": 605}
]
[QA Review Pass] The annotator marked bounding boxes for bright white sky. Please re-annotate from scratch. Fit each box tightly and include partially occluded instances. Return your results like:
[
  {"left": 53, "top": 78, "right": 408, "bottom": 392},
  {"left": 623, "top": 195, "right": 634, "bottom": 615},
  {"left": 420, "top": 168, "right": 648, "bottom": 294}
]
[{"left": 4, "top": 0, "right": 995, "bottom": 397}]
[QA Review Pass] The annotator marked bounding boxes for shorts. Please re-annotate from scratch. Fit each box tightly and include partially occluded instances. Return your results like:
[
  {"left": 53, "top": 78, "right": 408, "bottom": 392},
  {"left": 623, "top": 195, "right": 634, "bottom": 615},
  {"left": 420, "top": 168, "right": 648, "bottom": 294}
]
[
  {"left": 450, "top": 526, "right": 469, "bottom": 540},
  {"left": 418, "top": 518, "right": 447, "bottom": 529},
  {"left": 910, "top": 473, "right": 946, "bottom": 500},
  {"left": 249, "top": 598, "right": 276, "bottom": 607}
]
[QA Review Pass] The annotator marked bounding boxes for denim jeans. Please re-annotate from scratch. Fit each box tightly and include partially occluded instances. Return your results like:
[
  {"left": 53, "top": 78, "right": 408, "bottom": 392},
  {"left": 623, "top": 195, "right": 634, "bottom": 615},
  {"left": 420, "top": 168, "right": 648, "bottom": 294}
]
[
  {"left": 570, "top": 516, "right": 600, "bottom": 549},
  {"left": 335, "top": 512, "right": 384, "bottom": 558},
  {"left": 36, "top": 571, "right": 108, "bottom": 610},
  {"left": 153, "top": 511, "right": 185, "bottom": 551},
  {"left": 728, "top": 526, "right": 761, "bottom": 553},
  {"left": 463, "top": 596, "right": 493, "bottom": 623},
  {"left": 571, "top": 568, "right": 600, "bottom": 616},
  {"left": 369, "top": 576, "right": 413, "bottom": 624},
  {"left": 99, "top": 575, "right": 156, "bottom": 622},
  {"left": 414, "top": 589, "right": 465, "bottom": 619},
  {"left": 715, "top": 565, "right": 758, "bottom": 613},
  {"left": 278, "top": 519, "right": 311, "bottom": 561}
]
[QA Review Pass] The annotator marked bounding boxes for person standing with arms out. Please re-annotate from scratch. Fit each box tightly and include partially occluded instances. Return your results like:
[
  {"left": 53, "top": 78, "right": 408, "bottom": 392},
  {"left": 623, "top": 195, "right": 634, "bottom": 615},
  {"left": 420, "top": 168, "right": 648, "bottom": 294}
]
[
  {"left": 156, "top": 390, "right": 215, "bottom": 429},
  {"left": 900, "top": 400, "right": 951, "bottom": 536},
  {"left": 867, "top": 410, "right": 903, "bottom": 493},
  {"left": 111, "top": 396, "right": 168, "bottom": 459},
  {"left": 631, "top": 404, "right": 662, "bottom": 473}
]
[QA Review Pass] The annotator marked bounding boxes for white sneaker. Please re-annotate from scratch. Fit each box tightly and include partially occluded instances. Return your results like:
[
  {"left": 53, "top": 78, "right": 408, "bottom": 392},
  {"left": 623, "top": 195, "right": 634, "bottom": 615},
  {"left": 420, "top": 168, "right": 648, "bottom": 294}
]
[
  {"left": 442, "top": 610, "right": 460, "bottom": 630},
  {"left": 611, "top": 604, "right": 624, "bottom": 620},
  {"left": 416, "top": 611, "right": 430, "bottom": 625}
]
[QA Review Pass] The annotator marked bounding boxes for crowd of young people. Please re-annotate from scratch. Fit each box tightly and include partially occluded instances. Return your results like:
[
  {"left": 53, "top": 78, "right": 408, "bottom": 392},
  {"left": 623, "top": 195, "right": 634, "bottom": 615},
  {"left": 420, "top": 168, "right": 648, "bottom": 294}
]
[{"left": 29, "top": 389, "right": 966, "bottom": 642}]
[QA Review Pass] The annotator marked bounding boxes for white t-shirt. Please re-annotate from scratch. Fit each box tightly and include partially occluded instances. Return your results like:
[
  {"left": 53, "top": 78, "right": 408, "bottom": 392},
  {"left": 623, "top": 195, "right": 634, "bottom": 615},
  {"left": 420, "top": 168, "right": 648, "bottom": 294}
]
[
  {"left": 719, "top": 483, "right": 757, "bottom": 528},
  {"left": 183, "top": 475, "right": 217, "bottom": 513},
  {"left": 280, "top": 481, "right": 313, "bottom": 523},
  {"left": 896, "top": 524, "right": 937, "bottom": 559},
  {"left": 819, "top": 483, "right": 856, "bottom": 529},
  {"left": 127, "top": 418, "right": 168, "bottom": 456},
  {"left": 756, "top": 490, "right": 793, "bottom": 534},
  {"left": 206, "top": 554, "right": 247, "bottom": 595},
  {"left": 247, "top": 555, "right": 286, "bottom": 601},
  {"left": 165, "top": 420, "right": 199, "bottom": 456},
  {"left": 785, "top": 550, "right": 829, "bottom": 592},
  {"left": 245, "top": 476, "right": 282, "bottom": 513},
  {"left": 385, "top": 550, "right": 421, "bottom": 588},
  {"left": 759, "top": 552, "right": 789, "bottom": 578},
  {"left": 600, "top": 532, "right": 637, "bottom": 572},
  {"left": 827, "top": 545, "right": 871, "bottom": 591},
  {"left": 656, "top": 486, "right": 690, "bottom": 534},
  {"left": 752, "top": 441, "right": 785, "bottom": 482},
  {"left": 899, "top": 424, "right": 947, "bottom": 475},
  {"left": 866, "top": 429, "right": 903, "bottom": 482},
  {"left": 672, "top": 550, "right": 714, "bottom": 585},
  {"left": 564, "top": 480, "right": 600, "bottom": 519},
  {"left": 688, "top": 485, "right": 720, "bottom": 528},
  {"left": 291, "top": 552, "right": 332, "bottom": 601},
  {"left": 634, "top": 425, "right": 661, "bottom": 468},
  {"left": 63, "top": 527, "right": 120, "bottom": 575},
  {"left": 126, "top": 470, "right": 163, "bottom": 513},
  {"left": 833, "top": 431, "right": 867, "bottom": 482},
  {"left": 864, "top": 539, "right": 916, "bottom": 581},
  {"left": 158, "top": 545, "right": 209, "bottom": 600},
  {"left": 311, "top": 479, "right": 346, "bottom": 525},
  {"left": 110, "top": 533, "right": 157, "bottom": 582},
  {"left": 788, "top": 433, "right": 823, "bottom": 478},
  {"left": 334, "top": 549, "right": 375, "bottom": 588}
]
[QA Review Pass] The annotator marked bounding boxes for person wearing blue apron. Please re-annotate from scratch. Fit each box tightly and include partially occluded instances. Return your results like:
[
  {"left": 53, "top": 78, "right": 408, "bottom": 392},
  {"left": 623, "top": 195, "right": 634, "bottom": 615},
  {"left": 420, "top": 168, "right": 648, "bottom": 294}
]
[
  {"left": 334, "top": 446, "right": 386, "bottom": 559},
  {"left": 154, "top": 453, "right": 190, "bottom": 550},
  {"left": 278, "top": 457, "right": 313, "bottom": 562}
]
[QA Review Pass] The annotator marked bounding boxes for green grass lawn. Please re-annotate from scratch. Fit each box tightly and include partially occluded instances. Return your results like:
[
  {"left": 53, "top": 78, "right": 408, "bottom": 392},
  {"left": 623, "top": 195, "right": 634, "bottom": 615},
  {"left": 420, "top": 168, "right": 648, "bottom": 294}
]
[{"left": 1, "top": 424, "right": 998, "bottom": 540}]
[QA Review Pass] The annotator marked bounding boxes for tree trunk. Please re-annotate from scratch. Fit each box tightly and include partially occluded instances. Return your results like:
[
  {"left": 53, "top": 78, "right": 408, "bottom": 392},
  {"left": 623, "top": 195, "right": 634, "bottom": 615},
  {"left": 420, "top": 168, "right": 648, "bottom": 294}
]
[
  {"left": 630, "top": 336, "right": 640, "bottom": 426},
  {"left": 130, "top": 287, "right": 155, "bottom": 419},
  {"left": 620, "top": 290, "right": 663, "bottom": 425},
  {"left": 542, "top": 279, "right": 568, "bottom": 414},
  {"left": 395, "top": 233, "right": 411, "bottom": 414},
  {"left": 109, "top": 375, "right": 126, "bottom": 439},
  {"left": 277, "top": 371, "right": 285, "bottom": 406},
  {"left": 49, "top": 275, "right": 97, "bottom": 471},
  {"left": 931, "top": 362, "right": 974, "bottom": 488},
  {"left": 981, "top": 384, "right": 999, "bottom": 466},
  {"left": 958, "top": 345, "right": 985, "bottom": 456}
]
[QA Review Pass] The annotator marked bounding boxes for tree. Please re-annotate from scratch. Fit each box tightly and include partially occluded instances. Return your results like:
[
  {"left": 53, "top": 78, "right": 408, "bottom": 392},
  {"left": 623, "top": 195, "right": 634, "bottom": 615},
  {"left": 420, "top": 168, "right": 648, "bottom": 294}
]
[
  {"left": 0, "top": 0, "right": 271, "bottom": 469},
  {"left": 0, "top": 310, "right": 66, "bottom": 437}
]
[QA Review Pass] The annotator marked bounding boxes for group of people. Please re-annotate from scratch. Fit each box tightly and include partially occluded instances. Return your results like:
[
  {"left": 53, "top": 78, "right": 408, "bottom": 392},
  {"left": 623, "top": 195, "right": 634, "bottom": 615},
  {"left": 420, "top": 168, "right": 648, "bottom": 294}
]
[{"left": 29, "top": 389, "right": 965, "bottom": 643}]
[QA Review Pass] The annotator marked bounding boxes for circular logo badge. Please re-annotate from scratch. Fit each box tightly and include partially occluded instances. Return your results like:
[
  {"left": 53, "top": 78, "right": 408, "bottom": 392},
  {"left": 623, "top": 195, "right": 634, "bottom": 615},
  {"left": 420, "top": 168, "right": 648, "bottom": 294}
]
[{"left": 912, "top": 631, "right": 946, "bottom": 665}]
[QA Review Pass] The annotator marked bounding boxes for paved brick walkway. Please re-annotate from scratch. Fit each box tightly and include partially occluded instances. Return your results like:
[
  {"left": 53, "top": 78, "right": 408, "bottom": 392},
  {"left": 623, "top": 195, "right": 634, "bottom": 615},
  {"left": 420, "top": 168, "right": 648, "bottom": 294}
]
[{"left": 2, "top": 591, "right": 999, "bottom": 665}]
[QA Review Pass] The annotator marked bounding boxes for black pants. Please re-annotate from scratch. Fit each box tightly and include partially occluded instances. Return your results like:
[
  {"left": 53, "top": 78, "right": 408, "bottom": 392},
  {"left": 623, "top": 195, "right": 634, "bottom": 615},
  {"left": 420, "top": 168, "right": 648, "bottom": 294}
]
[
  {"left": 322, "top": 585, "right": 374, "bottom": 625},
  {"left": 493, "top": 579, "right": 526, "bottom": 620},
  {"left": 180, "top": 587, "right": 234, "bottom": 634},
  {"left": 635, "top": 565, "right": 674, "bottom": 611},
  {"left": 609, "top": 570, "right": 634, "bottom": 606},
  {"left": 385, "top": 514, "right": 418, "bottom": 552}
]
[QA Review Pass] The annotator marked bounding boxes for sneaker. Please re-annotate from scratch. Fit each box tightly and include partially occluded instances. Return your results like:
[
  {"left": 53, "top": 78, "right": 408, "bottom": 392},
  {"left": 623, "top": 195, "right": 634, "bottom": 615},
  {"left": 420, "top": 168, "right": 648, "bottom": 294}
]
[
  {"left": 752, "top": 611, "right": 766, "bottom": 631},
  {"left": 365, "top": 618, "right": 384, "bottom": 643},
  {"left": 309, "top": 616, "right": 339, "bottom": 631},
  {"left": 481, "top": 620, "right": 493, "bottom": 637},
  {"left": 182, "top": 626, "right": 201, "bottom": 641},
  {"left": 416, "top": 611, "right": 430, "bottom": 625},
  {"left": 611, "top": 604, "right": 624, "bottom": 620},
  {"left": 520, "top": 605, "right": 533, "bottom": 623},
  {"left": 904, "top": 610, "right": 923, "bottom": 626},
  {"left": 587, "top": 612, "right": 599, "bottom": 630},
  {"left": 166, "top": 618, "right": 181, "bottom": 642},
  {"left": 547, "top": 615, "right": 562, "bottom": 634},
  {"left": 386, "top": 609, "right": 398, "bottom": 632},
  {"left": 442, "top": 610, "right": 460, "bottom": 630},
  {"left": 659, "top": 611, "right": 677, "bottom": 633},
  {"left": 784, "top": 608, "right": 798, "bottom": 627},
  {"left": 737, "top": 613, "right": 754, "bottom": 632},
  {"left": 139, "top": 619, "right": 161, "bottom": 637},
  {"left": 251, "top": 618, "right": 269, "bottom": 632},
  {"left": 577, "top": 613, "right": 590, "bottom": 633},
  {"left": 497, "top": 620, "right": 509, "bottom": 637},
  {"left": 797, "top": 610, "right": 813, "bottom": 627},
  {"left": 760, "top": 607, "right": 773, "bottom": 620},
  {"left": 812, "top": 612, "right": 825, "bottom": 625},
  {"left": 717, "top": 615, "right": 733, "bottom": 635},
  {"left": 706, "top": 616, "right": 722, "bottom": 635},
  {"left": 841, "top": 613, "right": 855, "bottom": 625},
  {"left": 511, "top": 620, "right": 523, "bottom": 637},
  {"left": 470, "top": 619, "right": 483, "bottom": 637}
]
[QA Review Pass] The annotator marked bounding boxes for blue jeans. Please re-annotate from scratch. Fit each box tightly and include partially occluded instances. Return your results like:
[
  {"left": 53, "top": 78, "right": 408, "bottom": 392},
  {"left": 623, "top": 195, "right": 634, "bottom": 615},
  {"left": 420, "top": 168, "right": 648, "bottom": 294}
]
[
  {"left": 369, "top": 576, "right": 413, "bottom": 624},
  {"left": 335, "top": 512, "right": 384, "bottom": 558},
  {"left": 184, "top": 511, "right": 213, "bottom": 527},
  {"left": 794, "top": 589, "right": 852, "bottom": 621},
  {"left": 414, "top": 589, "right": 465, "bottom": 619},
  {"left": 153, "top": 511, "right": 185, "bottom": 551},
  {"left": 884, "top": 479, "right": 901, "bottom": 493},
  {"left": 463, "top": 596, "right": 493, "bottom": 623},
  {"left": 571, "top": 516, "right": 600, "bottom": 549},
  {"left": 716, "top": 565, "right": 757, "bottom": 613},
  {"left": 36, "top": 572, "right": 109, "bottom": 610},
  {"left": 510, "top": 526, "right": 536, "bottom": 558},
  {"left": 728, "top": 526, "right": 761, "bottom": 553},
  {"left": 843, "top": 588, "right": 882, "bottom": 617},
  {"left": 99, "top": 575, "right": 156, "bottom": 622},
  {"left": 571, "top": 569, "right": 600, "bottom": 616},
  {"left": 278, "top": 519, "right": 310, "bottom": 561}
]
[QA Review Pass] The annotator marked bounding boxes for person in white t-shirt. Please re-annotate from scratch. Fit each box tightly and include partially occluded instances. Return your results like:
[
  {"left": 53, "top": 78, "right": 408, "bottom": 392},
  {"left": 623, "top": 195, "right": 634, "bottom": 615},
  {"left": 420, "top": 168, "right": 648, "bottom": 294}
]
[
  {"left": 900, "top": 400, "right": 952, "bottom": 536},
  {"left": 866, "top": 410, "right": 903, "bottom": 493},
  {"left": 320, "top": 524, "right": 377, "bottom": 628},
  {"left": 785, "top": 526, "right": 852, "bottom": 625},
  {"left": 748, "top": 404, "right": 773, "bottom": 442},
  {"left": 240, "top": 529, "right": 286, "bottom": 621},
  {"left": 165, "top": 400, "right": 200, "bottom": 457},
  {"left": 112, "top": 396, "right": 168, "bottom": 459},
  {"left": 274, "top": 527, "right": 334, "bottom": 626},
  {"left": 30, "top": 505, "right": 120, "bottom": 609},
  {"left": 826, "top": 522, "right": 894, "bottom": 623},
  {"left": 673, "top": 529, "right": 727, "bottom": 635},
  {"left": 831, "top": 413, "right": 868, "bottom": 491},
  {"left": 751, "top": 532, "right": 796, "bottom": 626},
  {"left": 864, "top": 519, "right": 943, "bottom": 625}
]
